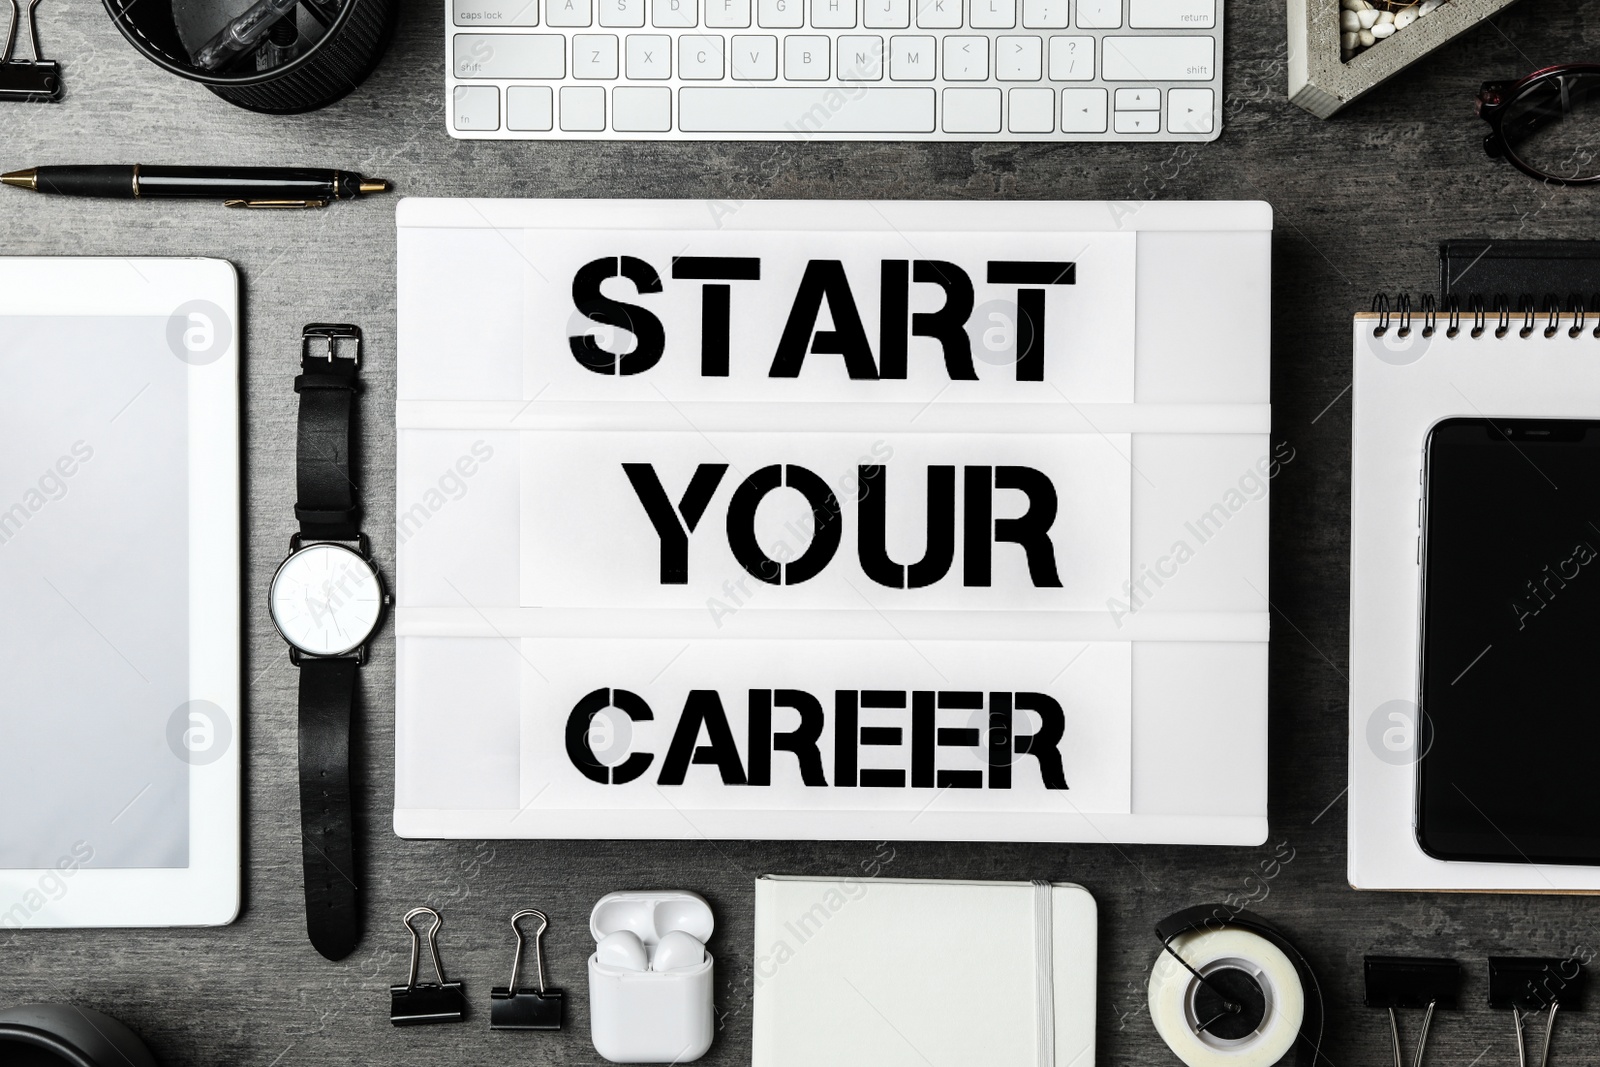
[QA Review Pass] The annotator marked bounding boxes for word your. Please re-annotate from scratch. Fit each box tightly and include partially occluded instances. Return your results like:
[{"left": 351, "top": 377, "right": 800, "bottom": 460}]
[
  {"left": 1107, "top": 441, "right": 1295, "bottom": 625},
  {"left": 0, "top": 440, "right": 94, "bottom": 547},
  {"left": 398, "top": 439, "right": 496, "bottom": 545},
  {"left": 1511, "top": 542, "right": 1597, "bottom": 629},
  {"left": 566, "top": 687, "right": 1069, "bottom": 790},
  {"left": 1, "top": 841, "right": 95, "bottom": 929},
  {"left": 569, "top": 256, "right": 1075, "bottom": 380},
  {"left": 630, "top": 461, "right": 1062, "bottom": 588}
]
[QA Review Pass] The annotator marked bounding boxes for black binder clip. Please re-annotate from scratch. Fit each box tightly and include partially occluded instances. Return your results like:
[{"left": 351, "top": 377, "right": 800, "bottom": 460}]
[
  {"left": 490, "top": 909, "right": 565, "bottom": 1031},
  {"left": 389, "top": 907, "right": 468, "bottom": 1026},
  {"left": 1487, "top": 956, "right": 1585, "bottom": 1067},
  {"left": 0, "top": 0, "right": 62, "bottom": 102},
  {"left": 1363, "top": 955, "right": 1461, "bottom": 1067}
]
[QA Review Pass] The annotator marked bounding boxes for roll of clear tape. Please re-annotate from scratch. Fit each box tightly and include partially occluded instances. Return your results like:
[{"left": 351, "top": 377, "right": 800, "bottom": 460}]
[{"left": 1148, "top": 928, "right": 1305, "bottom": 1067}]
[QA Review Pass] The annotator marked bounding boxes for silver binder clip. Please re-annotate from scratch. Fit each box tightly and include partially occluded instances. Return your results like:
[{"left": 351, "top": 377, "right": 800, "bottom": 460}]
[
  {"left": 1363, "top": 956, "right": 1461, "bottom": 1067},
  {"left": 0, "top": 0, "right": 62, "bottom": 102}
]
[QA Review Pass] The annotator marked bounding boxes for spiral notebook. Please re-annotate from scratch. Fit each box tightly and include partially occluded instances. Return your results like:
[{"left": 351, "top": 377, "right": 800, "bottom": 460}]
[{"left": 1350, "top": 289, "right": 1600, "bottom": 892}]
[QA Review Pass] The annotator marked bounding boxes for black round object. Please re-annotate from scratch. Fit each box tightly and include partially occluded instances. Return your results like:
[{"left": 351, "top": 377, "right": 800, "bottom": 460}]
[
  {"left": 103, "top": 0, "right": 397, "bottom": 114},
  {"left": 1192, "top": 966, "right": 1268, "bottom": 1041},
  {"left": 0, "top": 1004, "right": 159, "bottom": 1067}
]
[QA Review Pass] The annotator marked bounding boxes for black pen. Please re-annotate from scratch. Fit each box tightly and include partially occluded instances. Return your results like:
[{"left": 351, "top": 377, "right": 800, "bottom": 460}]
[{"left": 0, "top": 165, "right": 391, "bottom": 208}]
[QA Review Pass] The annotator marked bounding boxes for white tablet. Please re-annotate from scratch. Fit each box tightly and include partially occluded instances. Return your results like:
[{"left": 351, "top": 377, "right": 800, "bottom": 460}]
[{"left": 0, "top": 258, "right": 240, "bottom": 927}]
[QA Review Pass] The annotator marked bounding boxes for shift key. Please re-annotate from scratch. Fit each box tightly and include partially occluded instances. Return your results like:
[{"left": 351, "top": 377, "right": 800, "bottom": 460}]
[
  {"left": 1102, "top": 35, "right": 1213, "bottom": 80},
  {"left": 453, "top": 34, "right": 567, "bottom": 78},
  {"left": 1128, "top": 0, "right": 1214, "bottom": 28}
]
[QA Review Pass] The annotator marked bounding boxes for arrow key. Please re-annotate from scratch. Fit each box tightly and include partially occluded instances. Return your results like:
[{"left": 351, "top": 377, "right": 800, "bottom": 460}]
[
  {"left": 1059, "top": 87, "right": 1106, "bottom": 132},
  {"left": 1167, "top": 86, "right": 1213, "bottom": 134}
]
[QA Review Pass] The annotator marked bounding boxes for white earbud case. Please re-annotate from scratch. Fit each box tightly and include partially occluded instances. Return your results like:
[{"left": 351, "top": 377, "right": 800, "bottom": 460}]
[{"left": 588, "top": 890, "right": 715, "bottom": 1063}]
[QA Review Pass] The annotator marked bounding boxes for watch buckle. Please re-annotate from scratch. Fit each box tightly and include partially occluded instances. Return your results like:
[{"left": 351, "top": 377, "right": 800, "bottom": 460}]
[{"left": 302, "top": 323, "right": 363, "bottom": 367}]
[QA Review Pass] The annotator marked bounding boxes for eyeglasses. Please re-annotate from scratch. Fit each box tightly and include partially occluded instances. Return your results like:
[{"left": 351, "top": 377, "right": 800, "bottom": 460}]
[{"left": 1478, "top": 65, "right": 1600, "bottom": 185}]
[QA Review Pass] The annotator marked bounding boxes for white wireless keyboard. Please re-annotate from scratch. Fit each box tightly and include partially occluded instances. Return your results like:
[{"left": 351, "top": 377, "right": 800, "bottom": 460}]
[{"left": 446, "top": 0, "right": 1222, "bottom": 140}]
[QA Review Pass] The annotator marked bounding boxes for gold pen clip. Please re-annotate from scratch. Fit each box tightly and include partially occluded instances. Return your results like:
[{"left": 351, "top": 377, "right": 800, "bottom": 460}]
[{"left": 223, "top": 199, "right": 330, "bottom": 209}]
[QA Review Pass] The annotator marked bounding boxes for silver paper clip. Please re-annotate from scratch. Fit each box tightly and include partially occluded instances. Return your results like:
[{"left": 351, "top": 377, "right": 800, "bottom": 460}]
[{"left": 0, "top": 0, "right": 62, "bottom": 102}]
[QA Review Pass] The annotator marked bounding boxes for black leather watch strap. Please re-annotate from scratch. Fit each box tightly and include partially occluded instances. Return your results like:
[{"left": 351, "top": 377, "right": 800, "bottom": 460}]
[
  {"left": 298, "top": 655, "right": 360, "bottom": 961},
  {"left": 295, "top": 325, "right": 362, "bottom": 542}
]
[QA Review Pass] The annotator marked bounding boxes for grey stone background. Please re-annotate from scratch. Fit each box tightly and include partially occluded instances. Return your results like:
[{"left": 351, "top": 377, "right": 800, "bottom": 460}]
[{"left": 4, "top": 0, "right": 1598, "bottom": 1063}]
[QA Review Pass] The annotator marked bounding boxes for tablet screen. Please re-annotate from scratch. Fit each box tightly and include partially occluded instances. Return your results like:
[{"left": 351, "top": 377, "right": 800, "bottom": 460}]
[{"left": 1, "top": 316, "right": 191, "bottom": 869}]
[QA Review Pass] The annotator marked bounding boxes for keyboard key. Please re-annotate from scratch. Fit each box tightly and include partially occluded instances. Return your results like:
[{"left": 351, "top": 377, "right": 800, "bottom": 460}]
[
  {"left": 453, "top": 85, "right": 500, "bottom": 130},
  {"left": 653, "top": 0, "right": 697, "bottom": 24},
  {"left": 1059, "top": 86, "right": 1106, "bottom": 131},
  {"left": 914, "top": 0, "right": 959, "bottom": 29},
  {"left": 599, "top": 0, "right": 645, "bottom": 24},
  {"left": 706, "top": 0, "right": 751, "bottom": 25},
  {"left": 613, "top": 85, "right": 673, "bottom": 129},
  {"left": 678, "top": 86, "right": 935, "bottom": 131},
  {"left": 730, "top": 34, "right": 778, "bottom": 77},
  {"left": 560, "top": 84, "right": 606, "bottom": 128},
  {"left": 506, "top": 84, "right": 554, "bottom": 128},
  {"left": 574, "top": 33, "right": 620, "bottom": 76},
  {"left": 1008, "top": 86, "right": 1054, "bottom": 131},
  {"left": 1114, "top": 86, "right": 1157, "bottom": 109},
  {"left": 942, "top": 87, "right": 1000, "bottom": 132},
  {"left": 454, "top": 0, "right": 539, "bottom": 27},
  {"left": 942, "top": 35, "right": 988, "bottom": 80},
  {"left": 863, "top": 0, "right": 909, "bottom": 28},
  {"left": 889, "top": 34, "right": 934, "bottom": 79},
  {"left": 627, "top": 33, "right": 672, "bottom": 75},
  {"left": 995, "top": 35, "right": 1040, "bottom": 80},
  {"left": 1020, "top": 0, "right": 1066, "bottom": 28},
  {"left": 1128, "top": 0, "right": 1213, "bottom": 27},
  {"left": 785, "top": 35, "right": 829, "bottom": 78},
  {"left": 1102, "top": 35, "right": 1212, "bottom": 79},
  {"left": 757, "top": 0, "right": 803, "bottom": 27},
  {"left": 454, "top": 33, "right": 566, "bottom": 77},
  {"left": 1113, "top": 109, "right": 1158, "bottom": 133},
  {"left": 811, "top": 0, "right": 856, "bottom": 26},
  {"left": 969, "top": 0, "right": 1014, "bottom": 28},
  {"left": 838, "top": 35, "right": 883, "bottom": 79},
  {"left": 679, "top": 33, "right": 726, "bottom": 76},
  {"left": 1047, "top": 35, "right": 1092, "bottom": 79},
  {"left": 1167, "top": 85, "right": 1213, "bottom": 133},
  {"left": 1074, "top": 0, "right": 1119, "bottom": 26},
  {"left": 547, "top": 0, "right": 592, "bottom": 24}
]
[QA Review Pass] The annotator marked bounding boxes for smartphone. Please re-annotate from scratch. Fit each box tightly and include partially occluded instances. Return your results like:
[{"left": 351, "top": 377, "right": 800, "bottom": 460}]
[{"left": 1417, "top": 417, "right": 1600, "bottom": 864}]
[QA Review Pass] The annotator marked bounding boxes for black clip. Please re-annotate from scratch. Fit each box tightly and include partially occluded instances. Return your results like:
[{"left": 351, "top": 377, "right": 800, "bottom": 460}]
[
  {"left": 490, "top": 909, "right": 565, "bottom": 1031},
  {"left": 1487, "top": 957, "right": 1585, "bottom": 1067},
  {"left": 1363, "top": 955, "right": 1461, "bottom": 1067},
  {"left": 390, "top": 907, "right": 467, "bottom": 1026},
  {"left": 0, "top": 0, "right": 61, "bottom": 102}
]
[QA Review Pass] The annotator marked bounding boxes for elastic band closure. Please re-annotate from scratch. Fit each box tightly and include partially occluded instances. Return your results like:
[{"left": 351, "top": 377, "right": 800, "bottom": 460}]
[{"left": 1032, "top": 879, "right": 1055, "bottom": 1067}]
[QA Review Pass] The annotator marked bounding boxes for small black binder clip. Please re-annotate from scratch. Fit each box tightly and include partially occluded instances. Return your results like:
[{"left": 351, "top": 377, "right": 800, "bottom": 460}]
[
  {"left": 0, "top": 0, "right": 62, "bottom": 102},
  {"left": 1363, "top": 955, "right": 1462, "bottom": 1067},
  {"left": 490, "top": 909, "right": 565, "bottom": 1031},
  {"left": 1487, "top": 956, "right": 1585, "bottom": 1067},
  {"left": 389, "top": 906, "right": 468, "bottom": 1026}
]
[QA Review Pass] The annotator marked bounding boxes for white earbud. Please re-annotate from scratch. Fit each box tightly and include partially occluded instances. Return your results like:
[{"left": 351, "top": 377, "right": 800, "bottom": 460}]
[
  {"left": 596, "top": 929, "right": 649, "bottom": 971},
  {"left": 651, "top": 929, "right": 706, "bottom": 971}
]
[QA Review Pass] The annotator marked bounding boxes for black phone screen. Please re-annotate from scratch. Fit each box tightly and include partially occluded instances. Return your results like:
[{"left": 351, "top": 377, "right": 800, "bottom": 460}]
[{"left": 1418, "top": 418, "right": 1600, "bottom": 864}]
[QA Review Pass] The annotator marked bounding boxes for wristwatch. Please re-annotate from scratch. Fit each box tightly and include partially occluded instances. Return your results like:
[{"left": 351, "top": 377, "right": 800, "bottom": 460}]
[{"left": 268, "top": 324, "right": 389, "bottom": 962}]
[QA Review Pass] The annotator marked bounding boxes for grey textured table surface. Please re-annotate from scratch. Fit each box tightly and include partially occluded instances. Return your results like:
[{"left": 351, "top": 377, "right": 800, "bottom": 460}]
[{"left": 5, "top": 1, "right": 1599, "bottom": 1064}]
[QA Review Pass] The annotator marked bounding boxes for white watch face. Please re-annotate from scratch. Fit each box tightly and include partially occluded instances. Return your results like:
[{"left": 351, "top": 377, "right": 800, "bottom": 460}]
[{"left": 270, "top": 543, "right": 384, "bottom": 656}]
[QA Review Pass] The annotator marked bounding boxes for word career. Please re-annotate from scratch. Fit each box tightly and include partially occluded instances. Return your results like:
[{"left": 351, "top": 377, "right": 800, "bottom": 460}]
[
  {"left": 566, "top": 687, "right": 1071, "bottom": 790},
  {"left": 569, "top": 256, "right": 1076, "bottom": 380}
]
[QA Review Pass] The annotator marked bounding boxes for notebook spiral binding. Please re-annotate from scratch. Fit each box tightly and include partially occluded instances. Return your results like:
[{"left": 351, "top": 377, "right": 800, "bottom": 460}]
[{"left": 1369, "top": 293, "right": 1600, "bottom": 341}]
